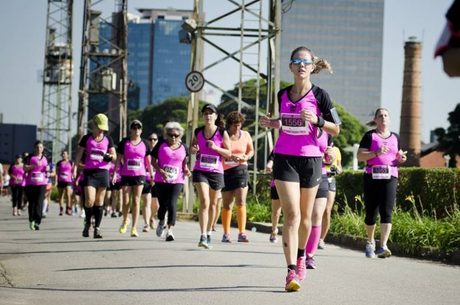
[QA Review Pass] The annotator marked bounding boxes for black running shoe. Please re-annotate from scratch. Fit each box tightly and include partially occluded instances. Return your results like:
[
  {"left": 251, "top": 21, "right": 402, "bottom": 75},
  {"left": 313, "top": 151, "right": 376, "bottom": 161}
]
[{"left": 93, "top": 227, "right": 103, "bottom": 239}]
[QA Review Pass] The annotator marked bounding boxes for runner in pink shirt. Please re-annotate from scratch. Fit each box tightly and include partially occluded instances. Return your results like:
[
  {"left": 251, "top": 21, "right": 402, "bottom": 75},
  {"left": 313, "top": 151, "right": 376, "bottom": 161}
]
[
  {"left": 24, "top": 141, "right": 49, "bottom": 231},
  {"left": 9, "top": 154, "right": 25, "bottom": 216},
  {"left": 56, "top": 150, "right": 74, "bottom": 216},
  {"left": 152, "top": 122, "right": 191, "bottom": 241},
  {"left": 260, "top": 46, "right": 341, "bottom": 292},
  {"left": 358, "top": 108, "right": 407, "bottom": 259},
  {"left": 73, "top": 113, "right": 116, "bottom": 239},
  {"left": 191, "top": 104, "right": 231, "bottom": 249},
  {"left": 116, "top": 120, "right": 153, "bottom": 238}
]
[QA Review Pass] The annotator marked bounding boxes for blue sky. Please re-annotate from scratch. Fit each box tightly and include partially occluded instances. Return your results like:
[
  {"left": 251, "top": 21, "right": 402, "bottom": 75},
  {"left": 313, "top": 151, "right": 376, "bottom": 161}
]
[{"left": 0, "top": 0, "right": 458, "bottom": 143}]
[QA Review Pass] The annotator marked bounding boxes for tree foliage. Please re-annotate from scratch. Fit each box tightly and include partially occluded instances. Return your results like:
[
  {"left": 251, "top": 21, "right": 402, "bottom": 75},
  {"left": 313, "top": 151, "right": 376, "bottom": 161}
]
[{"left": 434, "top": 103, "right": 460, "bottom": 167}]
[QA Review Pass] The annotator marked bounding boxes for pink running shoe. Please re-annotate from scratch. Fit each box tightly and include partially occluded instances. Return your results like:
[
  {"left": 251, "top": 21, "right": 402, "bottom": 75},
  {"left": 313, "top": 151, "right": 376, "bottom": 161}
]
[
  {"left": 306, "top": 256, "right": 316, "bottom": 269},
  {"left": 296, "top": 256, "right": 306, "bottom": 280},
  {"left": 285, "top": 269, "right": 301, "bottom": 292}
]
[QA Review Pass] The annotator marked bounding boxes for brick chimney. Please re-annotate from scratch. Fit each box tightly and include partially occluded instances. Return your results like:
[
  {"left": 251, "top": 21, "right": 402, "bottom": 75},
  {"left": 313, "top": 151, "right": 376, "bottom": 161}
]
[{"left": 399, "top": 37, "right": 421, "bottom": 166}]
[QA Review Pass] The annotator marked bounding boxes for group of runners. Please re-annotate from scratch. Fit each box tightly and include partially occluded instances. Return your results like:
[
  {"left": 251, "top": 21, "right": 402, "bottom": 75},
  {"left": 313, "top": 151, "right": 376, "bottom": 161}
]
[{"left": 4, "top": 45, "right": 408, "bottom": 292}]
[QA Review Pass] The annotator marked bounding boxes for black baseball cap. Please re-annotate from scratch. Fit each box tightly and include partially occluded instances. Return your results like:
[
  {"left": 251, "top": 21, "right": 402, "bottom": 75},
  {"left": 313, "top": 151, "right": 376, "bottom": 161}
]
[{"left": 201, "top": 104, "right": 218, "bottom": 113}]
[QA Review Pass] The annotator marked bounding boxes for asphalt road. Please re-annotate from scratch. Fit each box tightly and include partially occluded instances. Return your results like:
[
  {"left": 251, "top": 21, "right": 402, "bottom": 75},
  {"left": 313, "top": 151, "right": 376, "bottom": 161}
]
[{"left": 0, "top": 196, "right": 459, "bottom": 305}]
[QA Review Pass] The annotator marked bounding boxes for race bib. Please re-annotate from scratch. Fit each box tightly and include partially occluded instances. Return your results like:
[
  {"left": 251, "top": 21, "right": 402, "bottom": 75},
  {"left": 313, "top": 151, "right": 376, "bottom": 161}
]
[
  {"left": 127, "top": 159, "right": 142, "bottom": 171},
  {"left": 371, "top": 165, "right": 391, "bottom": 180},
  {"left": 224, "top": 159, "right": 238, "bottom": 167},
  {"left": 31, "top": 172, "right": 44, "bottom": 182},
  {"left": 281, "top": 113, "right": 309, "bottom": 135},
  {"left": 200, "top": 154, "right": 219, "bottom": 169},
  {"left": 15, "top": 177, "right": 24, "bottom": 184},
  {"left": 163, "top": 165, "right": 179, "bottom": 181},
  {"left": 59, "top": 173, "right": 69, "bottom": 179},
  {"left": 90, "top": 149, "right": 104, "bottom": 161}
]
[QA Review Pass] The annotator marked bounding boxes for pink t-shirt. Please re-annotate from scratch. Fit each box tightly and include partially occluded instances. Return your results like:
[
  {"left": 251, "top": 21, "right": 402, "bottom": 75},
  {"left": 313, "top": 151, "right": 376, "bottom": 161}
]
[
  {"left": 359, "top": 130, "right": 400, "bottom": 178},
  {"left": 56, "top": 159, "right": 73, "bottom": 183},
  {"left": 153, "top": 142, "right": 188, "bottom": 184},
  {"left": 79, "top": 133, "right": 114, "bottom": 170},
  {"left": 193, "top": 127, "right": 225, "bottom": 174},
  {"left": 117, "top": 137, "right": 150, "bottom": 177},
  {"left": 25, "top": 155, "right": 49, "bottom": 186},
  {"left": 9, "top": 164, "right": 25, "bottom": 186},
  {"left": 274, "top": 85, "right": 336, "bottom": 157}
]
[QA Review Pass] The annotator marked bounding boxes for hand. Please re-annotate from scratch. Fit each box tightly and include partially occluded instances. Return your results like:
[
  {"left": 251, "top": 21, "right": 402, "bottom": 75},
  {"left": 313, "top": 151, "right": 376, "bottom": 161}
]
[
  {"left": 300, "top": 109, "right": 318, "bottom": 124},
  {"left": 260, "top": 115, "right": 272, "bottom": 128},
  {"left": 111, "top": 175, "right": 117, "bottom": 185},
  {"left": 265, "top": 161, "right": 273, "bottom": 173},
  {"left": 184, "top": 168, "right": 191, "bottom": 177},
  {"left": 159, "top": 169, "right": 168, "bottom": 180},
  {"left": 397, "top": 150, "right": 408, "bottom": 162},
  {"left": 206, "top": 140, "right": 217, "bottom": 151},
  {"left": 190, "top": 144, "right": 199, "bottom": 154},
  {"left": 377, "top": 145, "right": 390, "bottom": 156}
]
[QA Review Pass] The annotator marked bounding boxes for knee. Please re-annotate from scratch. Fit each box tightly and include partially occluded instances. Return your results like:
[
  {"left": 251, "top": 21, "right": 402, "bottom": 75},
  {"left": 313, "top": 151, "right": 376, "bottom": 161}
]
[{"left": 284, "top": 211, "right": 300, "bottom": 227}]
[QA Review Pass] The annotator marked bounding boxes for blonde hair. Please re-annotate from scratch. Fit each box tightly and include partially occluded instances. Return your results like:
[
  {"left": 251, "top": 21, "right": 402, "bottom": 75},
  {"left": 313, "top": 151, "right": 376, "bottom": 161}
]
[
  {"left": 163, "top": 121, "right": 184, "bottom": 140},
  {"left": 290, "top": 46, "right": 333, "bottom": 74}
]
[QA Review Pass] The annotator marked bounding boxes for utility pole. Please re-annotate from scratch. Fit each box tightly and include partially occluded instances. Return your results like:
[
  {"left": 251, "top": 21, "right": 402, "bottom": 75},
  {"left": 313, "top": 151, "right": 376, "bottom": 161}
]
[
  {"left": 77, "top": 0, "right": 128, "bottom": 142},
  {"left": 40, "top": 0, "right": 73, "bottom": 162}
]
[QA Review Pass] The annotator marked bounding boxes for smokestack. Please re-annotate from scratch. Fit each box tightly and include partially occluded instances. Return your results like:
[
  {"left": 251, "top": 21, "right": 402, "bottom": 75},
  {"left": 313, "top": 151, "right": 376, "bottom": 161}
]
[{"left": 399, "top": 37, "right": 422, "bottom": 166}]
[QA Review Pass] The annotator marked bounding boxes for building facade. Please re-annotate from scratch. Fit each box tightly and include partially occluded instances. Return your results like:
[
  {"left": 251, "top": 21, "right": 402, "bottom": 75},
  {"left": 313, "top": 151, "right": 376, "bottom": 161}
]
[
  {"left": 280, "top": 0, "right": 384, "bottom": 124},
  {"left": 88, "top": 8, "right": 192, "bottom": 120}
]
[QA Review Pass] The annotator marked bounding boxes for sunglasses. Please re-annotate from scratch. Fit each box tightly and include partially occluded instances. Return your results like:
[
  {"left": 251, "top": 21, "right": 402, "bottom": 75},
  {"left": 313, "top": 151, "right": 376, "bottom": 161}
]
[
  {"left": 149, "top": 138, "right": 158, "bottom": 141},
  {"left": 290, "top": 58, "right": 313, "bottom": 65},
  {"left": 131, "top": 125, "right": 142, "bottom": 130},
  {"left": 168, "top": 133, "right": 180, "bottom": 138}
]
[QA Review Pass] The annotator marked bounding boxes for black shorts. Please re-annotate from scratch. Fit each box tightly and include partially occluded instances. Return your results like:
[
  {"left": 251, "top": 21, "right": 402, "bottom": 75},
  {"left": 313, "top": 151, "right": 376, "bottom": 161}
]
[
  {"left": 151, "top": 184, "right": 158, "bottom": 198},
  {"left": 192, "top": 170, "right": 224, "bottom": 191},
  {"left": 315, "top": 174, "right": 329, "bottom": 199},
  {"left": 84, "top": 169, "right": 109, "bottom": 188},
  {"left": 121, "top": 175, "right": 146, "bottom": 186},
  {"left": 110, "top": 182, "right": 122, "bottom": 191},
  {"left": 273, "top": 154, "right": 322, "bottom": 188},
  {"left": 270, "top": 186, "right": 279, "bottom": 200},
  {"left": 57, "top": 181, "right": 72, "bottom": 188},
  {"left": 222, "top": 165, "right": 248, "bottom": 192},
  {"left": 327, "top": 176, "right": 337, "bottom": 192},
  {"left": 142, "top": 182, "right": 152, "bottom": 194}
]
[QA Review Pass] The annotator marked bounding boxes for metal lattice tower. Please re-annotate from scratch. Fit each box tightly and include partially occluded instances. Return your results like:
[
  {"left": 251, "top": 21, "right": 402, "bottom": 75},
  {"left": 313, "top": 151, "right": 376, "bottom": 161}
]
[
  {"left": 77, "top": 0, "right": 128, "bottom": 141},
  {"left": 184, "top": 0, "right": 282, "bottom": 208},
  {"left": 40, "top": 0, "right": 74, "bottom": 162}
]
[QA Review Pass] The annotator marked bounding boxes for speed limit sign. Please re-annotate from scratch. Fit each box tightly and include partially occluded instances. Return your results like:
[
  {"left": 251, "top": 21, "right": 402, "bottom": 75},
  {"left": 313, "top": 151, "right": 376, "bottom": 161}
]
[{"left": 185, "top": 71, "right": 205, "bottom": 92}]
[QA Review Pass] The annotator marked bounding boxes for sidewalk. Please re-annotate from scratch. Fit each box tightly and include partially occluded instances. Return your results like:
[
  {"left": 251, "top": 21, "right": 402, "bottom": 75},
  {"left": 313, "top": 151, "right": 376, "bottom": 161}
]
[{"left": 0, "top": 196, "right": 459, "bottom": 305}]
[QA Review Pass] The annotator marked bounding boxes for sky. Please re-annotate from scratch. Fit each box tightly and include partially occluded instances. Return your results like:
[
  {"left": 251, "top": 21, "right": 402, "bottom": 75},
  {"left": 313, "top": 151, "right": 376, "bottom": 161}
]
[{"left": 0, "top": 0, "right": 458, "bottom": 143}]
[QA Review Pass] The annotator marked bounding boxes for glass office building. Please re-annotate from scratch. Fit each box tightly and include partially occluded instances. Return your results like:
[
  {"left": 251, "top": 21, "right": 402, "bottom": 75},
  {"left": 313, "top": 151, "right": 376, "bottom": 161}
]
[
  {"left": 129, "top": 9, "right": 192, "bottom": 108},
  {"left": 280, "top": 0, "right": 384, "bottom": 123},
  {"left": 89, "top": 9, "right": 192, "bottom": 119}
]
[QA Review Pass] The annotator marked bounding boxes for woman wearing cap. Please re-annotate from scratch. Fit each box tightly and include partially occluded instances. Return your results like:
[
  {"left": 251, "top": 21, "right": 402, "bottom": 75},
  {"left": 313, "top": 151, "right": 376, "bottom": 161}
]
[
  {"left": 116, "top": 120, "right": 153, "bottom": 238},
  {"left": 142, "top": 132, "right": 159, "bottom": 232},
  {"left": 357, "top": 108, "right": 407, "bottom": 258},
  {"left": 260, "top": 46, "right": 340, "bottom": 291},
  {"left": 191, "top": 104, "right": 231, "bottom": 249},
  {"left": 73, "top": 113, "right": 116, "bottom": 239},
  {"left": 152, "top": 122, "right": 191, "bottom": 241},
  {"left": 56, "top": 150, "right": 74, "bottom": 216},
  {"left": 220, "top": 111, "right": 254, "bottom": 243},
  {"left": 9, "top": 154, "right": 25, "bottom": 216},
  {"left": 24, "top": 141, "right": 50, "bottom": 230}
]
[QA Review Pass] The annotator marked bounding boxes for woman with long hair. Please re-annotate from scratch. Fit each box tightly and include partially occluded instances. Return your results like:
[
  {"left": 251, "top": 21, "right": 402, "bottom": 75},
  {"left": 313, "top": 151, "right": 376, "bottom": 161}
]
[
  {"left": 260, "top": 46, "right": 341, "bottom": 291},
  {"left": 56, "top": 150, "right": 74, "bottom": 216},
  {"left": 9, "top": 154, "right": 25, "bottom": 216}
]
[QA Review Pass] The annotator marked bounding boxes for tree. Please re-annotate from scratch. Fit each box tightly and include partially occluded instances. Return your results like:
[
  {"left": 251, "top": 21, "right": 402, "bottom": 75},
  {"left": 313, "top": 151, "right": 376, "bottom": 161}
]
[{"left": 434, "top": 103, "right": 460, "bottom": 167}]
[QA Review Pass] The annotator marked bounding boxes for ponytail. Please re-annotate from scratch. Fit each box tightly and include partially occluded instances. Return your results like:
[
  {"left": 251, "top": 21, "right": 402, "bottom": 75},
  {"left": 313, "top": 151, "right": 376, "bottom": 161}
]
[{"left": 312, "top": 57, "right": 333, "bottom": 74}]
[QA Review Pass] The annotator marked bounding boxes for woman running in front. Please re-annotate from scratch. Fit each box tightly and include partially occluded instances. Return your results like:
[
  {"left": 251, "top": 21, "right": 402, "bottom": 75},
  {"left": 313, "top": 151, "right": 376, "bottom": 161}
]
[
  {"left": 221, "top": 111, "right": 254, "bottom": 243},
  {"left": 260, "top": 46, "right": 340, "bottom": 292},
  {"left": 191, "top": 104, "right": 231, "bottom": 249},
  {"left": 24, "top": 141, "right": 50, "bottom": 231},
  {"left": 357, "top": 108, "right": 407, "bottom": 258},
  {"left": 152, "top": 122, "right": 191, "bottom": 241},
  {"left": 9, "top": 154, "right": 25, "bottom": 216},
  {"left": 73, "top": 113, "right": 116, "bottom": 239},
  {"left": 56, "top": 150, "right": 74, "bottom": 216},
  {"left": 116, "top": 120, "right": 153, "bottom": 238}
]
